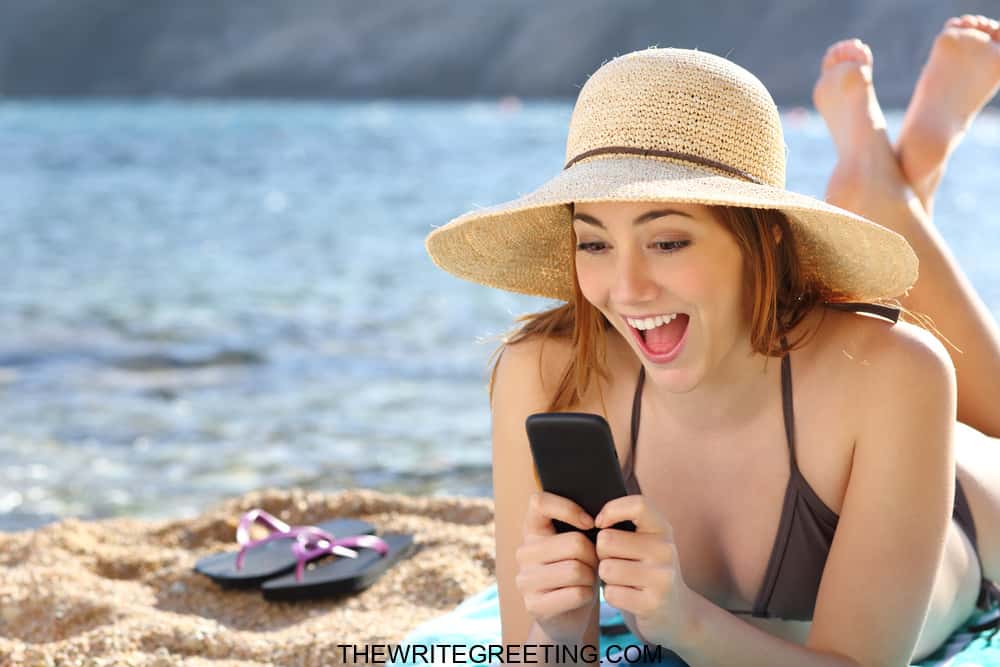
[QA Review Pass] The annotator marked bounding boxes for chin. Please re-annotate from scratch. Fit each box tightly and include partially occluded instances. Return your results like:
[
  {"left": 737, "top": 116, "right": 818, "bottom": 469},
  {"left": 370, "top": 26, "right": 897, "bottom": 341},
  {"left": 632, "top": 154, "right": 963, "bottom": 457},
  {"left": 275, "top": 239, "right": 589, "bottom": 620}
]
[{"left": 642, "top": 361, "right": 701, "bottom": 393}]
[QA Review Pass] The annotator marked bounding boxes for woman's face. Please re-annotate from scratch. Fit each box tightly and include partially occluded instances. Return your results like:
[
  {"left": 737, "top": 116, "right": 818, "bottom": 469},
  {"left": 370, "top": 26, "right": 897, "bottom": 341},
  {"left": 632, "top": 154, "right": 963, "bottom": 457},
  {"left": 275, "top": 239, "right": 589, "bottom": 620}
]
[{"left": 573, "top": 200, "right": 751, "bottom": 391}]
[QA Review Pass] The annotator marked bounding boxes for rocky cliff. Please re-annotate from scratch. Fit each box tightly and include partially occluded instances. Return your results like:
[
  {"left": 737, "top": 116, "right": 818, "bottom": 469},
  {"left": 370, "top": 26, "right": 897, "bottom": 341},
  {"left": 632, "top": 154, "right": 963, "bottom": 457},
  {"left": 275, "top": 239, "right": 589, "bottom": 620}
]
[{"left": 1, "top": 0, "right": 997, "bottom": 106}]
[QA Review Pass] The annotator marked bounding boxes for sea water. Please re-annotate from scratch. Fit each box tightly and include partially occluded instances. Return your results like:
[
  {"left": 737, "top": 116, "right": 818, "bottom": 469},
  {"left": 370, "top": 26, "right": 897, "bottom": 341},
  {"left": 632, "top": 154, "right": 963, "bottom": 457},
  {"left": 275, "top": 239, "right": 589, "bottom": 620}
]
[{"left": 1, "top": 100, "right": 998, "bottom": 530}]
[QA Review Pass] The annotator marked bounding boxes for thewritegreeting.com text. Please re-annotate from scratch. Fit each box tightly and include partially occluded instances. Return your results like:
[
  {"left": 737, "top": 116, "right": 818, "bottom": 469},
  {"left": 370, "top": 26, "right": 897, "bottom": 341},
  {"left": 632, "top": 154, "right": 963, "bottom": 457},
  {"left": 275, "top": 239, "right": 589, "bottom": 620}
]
[{"left": 337, "top": 642, "right": 665, "bottom": 664}]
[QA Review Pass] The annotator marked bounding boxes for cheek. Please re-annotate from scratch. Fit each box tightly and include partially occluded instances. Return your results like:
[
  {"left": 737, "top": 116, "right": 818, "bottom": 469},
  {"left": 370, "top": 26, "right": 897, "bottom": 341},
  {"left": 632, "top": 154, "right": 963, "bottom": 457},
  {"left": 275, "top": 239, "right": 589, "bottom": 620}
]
[
  {"left": 669, "top": 265, "right": 712, "bottom": 300},
  {"left": 670, "top": 262, "right": 743, "bottom": 316},
  {"left": 574, "top": 258, "right": 607, "bottom": 301}
]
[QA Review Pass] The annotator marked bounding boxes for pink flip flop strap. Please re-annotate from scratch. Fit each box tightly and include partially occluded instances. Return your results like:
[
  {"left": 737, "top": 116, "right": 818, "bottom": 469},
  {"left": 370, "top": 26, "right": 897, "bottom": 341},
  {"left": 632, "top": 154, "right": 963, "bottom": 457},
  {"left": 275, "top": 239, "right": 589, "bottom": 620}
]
[
  {"left": 291, "top": 529, "right": 388, "bottom": 582},
  {"left": 234, "top": 508, "right": 334, "bottom": 571}
]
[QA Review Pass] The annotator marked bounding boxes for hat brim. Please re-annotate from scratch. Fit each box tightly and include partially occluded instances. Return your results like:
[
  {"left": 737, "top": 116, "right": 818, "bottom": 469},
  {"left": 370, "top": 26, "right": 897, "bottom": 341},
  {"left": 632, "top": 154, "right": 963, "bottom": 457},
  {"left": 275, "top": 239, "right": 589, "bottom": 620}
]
[{"left": 426, "top": 156, "right": 918, "bottom": 302}]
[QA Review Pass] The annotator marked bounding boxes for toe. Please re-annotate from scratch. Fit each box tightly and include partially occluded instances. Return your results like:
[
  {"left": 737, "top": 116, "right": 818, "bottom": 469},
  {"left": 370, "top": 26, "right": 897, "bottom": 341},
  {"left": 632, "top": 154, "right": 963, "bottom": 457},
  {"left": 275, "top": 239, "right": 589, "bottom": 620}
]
[
  {"left": 822, "top": 40, "right": 850, "bottom": 70},
  {"left": 837, "top": 39, "right": 872, "bottom": 66},
  {"left": 832, "top": 43, "right": 850, "bottom": 64},
  {"left": 820, "top": 38, "right": 873, "bottom": 72},
  {"left": 942, "top": 14, "right": 995, "bottom": 41},
  {"left": 821, "top": 44, "right": 837, "bottom": 70},
  {"left": 949, "top": 15, "right": 977, "bottom": 31},
  {"left": 988, "top": 18, "right": 1000, "bottom": 39},
  {"left": 859, "top": 41, "right": 874, "bottom": 65}
]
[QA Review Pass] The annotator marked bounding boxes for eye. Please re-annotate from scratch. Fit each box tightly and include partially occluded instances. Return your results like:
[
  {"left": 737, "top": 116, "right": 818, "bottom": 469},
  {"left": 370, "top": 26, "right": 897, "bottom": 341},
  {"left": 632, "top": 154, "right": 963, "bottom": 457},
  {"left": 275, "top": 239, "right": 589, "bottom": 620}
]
[
  {"left": 576, "top": 241, "right": 607, "bottom": 253},
  {"left": 653, "top": 240, "right": 689, "bottom": 252}
]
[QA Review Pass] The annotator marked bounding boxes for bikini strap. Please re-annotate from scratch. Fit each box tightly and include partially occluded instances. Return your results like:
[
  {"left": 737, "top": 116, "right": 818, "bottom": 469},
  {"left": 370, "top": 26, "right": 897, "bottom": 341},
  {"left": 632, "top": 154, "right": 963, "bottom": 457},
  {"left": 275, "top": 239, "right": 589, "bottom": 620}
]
[
  {"left": 779, "top": 336, "right": 798, "bottom": 471},
  {"left": 823, "top": 301, "right": 901, "bottom": 324},
  {"left": 779, "top": 301, "right": 899, "bottom": 473},
  {"left": 625, "top": 366, "right": 646, "bottom": 479}
]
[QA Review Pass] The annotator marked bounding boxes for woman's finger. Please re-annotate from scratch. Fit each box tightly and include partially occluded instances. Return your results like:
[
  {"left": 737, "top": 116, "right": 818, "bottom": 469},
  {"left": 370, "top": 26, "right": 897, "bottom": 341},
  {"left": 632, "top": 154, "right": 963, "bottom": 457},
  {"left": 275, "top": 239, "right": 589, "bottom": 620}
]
[
  {"left": 516, "top": 558, "right": 597, "bottom": 595},
  {"left": 597, "top": 558, "right": 668, "bottom": 589},
  {"left": 594, "top": 527, "right": 674, "bottom": 563},
  {"left": 603, "top": 581, "right": 667, "bottom": 618},
  {"left": 594, "top": 495, "right": 672, "bottom": 538},
  {"left": 517, "top": 530, "right": 598, "bottom": 570},
  {"left": 524, "top": 584, "right": 596, "bottom": 619},
  {"left": 523, "top": 491, "right": 594, "bottom": 539}
]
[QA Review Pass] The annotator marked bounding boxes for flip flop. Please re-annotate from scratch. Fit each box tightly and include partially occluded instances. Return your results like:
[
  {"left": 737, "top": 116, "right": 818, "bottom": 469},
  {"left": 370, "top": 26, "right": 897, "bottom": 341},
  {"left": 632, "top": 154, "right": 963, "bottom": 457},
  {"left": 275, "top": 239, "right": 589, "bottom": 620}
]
[
  {"left": 194, "top": 508, "right": 376, "bottom": 588},
  {"left": 260, "top": 531, "right": 416, "bottom": 601}
]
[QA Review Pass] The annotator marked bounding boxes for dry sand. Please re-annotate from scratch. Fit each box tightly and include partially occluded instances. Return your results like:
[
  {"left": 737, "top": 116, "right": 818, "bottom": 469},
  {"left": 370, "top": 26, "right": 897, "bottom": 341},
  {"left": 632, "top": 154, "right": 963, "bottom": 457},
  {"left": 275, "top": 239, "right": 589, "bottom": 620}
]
[{"left": 0, "top": 488, "right": 497, "bottom": 666}]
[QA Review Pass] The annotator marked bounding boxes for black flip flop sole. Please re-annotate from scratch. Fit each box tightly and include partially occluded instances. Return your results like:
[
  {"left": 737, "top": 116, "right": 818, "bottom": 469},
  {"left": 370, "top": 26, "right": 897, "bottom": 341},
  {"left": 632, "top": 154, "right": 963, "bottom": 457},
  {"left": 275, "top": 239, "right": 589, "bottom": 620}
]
[
  {"left": 260, "top": 533, "right": 416, "bottom": 601},
  {"left": 193, "top": 518, "right": 376, "bottom": 588}
]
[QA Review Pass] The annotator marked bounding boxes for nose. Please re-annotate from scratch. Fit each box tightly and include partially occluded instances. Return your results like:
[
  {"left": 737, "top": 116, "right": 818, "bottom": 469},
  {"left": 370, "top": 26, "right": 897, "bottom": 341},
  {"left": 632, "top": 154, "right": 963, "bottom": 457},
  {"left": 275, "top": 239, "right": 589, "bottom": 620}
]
[{"left": 610, "top": 249, "right": 658, "bottom": 304}]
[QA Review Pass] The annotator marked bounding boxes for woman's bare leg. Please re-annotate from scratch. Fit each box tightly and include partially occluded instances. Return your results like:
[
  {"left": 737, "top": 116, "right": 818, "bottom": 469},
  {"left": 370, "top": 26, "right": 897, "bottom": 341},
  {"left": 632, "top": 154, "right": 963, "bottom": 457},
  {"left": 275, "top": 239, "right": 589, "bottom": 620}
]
[
  {"left": 895, "top": 15, "right": 1000, "bottom": 216},
  {"left": 813, "top": 39, "right": 1000, "bottom": 439}
]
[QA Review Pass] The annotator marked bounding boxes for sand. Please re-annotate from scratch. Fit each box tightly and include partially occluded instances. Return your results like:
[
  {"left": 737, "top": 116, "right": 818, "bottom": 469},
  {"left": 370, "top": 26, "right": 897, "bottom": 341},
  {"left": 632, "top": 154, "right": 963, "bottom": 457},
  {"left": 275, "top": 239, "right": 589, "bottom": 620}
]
[{"left": 0, "top": 488, "right": 497, "bottom": 666}]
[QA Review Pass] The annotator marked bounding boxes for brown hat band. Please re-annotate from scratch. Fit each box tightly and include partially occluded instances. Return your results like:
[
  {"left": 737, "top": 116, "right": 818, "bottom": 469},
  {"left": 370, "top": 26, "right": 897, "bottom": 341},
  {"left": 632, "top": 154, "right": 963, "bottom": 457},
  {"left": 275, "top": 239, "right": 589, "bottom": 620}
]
[{"left": 563, "top": 146, "right": 763, "bottom": 185}]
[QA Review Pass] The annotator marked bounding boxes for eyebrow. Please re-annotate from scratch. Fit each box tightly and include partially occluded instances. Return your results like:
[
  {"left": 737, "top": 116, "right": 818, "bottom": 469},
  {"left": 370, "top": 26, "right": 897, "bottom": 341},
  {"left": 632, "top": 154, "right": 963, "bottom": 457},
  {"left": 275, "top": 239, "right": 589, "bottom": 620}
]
[{"left": 571, "top": 208, "right": 694, "bottom": 228}]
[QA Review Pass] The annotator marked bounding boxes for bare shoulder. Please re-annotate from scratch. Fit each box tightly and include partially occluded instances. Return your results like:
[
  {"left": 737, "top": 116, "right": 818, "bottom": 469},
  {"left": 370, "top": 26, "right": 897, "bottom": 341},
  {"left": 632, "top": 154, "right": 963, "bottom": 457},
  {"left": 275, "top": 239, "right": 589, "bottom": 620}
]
[
  {"left": 813, "top": 307, "right": 956, "bottom": 407},
  {"left": 493, "top": 328, "right": 630, "bottom": 411},
  {"left": 492, "top": 333, "right": 575, "bottom": 408}
]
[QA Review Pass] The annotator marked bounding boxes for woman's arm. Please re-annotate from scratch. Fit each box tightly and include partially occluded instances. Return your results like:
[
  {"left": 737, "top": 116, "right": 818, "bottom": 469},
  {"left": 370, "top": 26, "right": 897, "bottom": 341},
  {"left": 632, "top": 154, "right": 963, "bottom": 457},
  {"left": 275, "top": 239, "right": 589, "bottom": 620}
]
[
  {"left": 678, "top": 594, "right": 861, "bottom": 666},
  {"left": 491, "top": 336, "right": 601, "bottom": 650},
  {"left": 805, "top": 323, "right": 955, "bottom": 666}
]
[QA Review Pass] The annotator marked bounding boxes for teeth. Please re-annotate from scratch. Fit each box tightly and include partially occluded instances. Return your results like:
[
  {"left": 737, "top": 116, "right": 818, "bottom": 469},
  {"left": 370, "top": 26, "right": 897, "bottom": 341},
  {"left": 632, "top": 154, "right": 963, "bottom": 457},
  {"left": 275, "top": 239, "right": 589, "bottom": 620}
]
[{"left": 626, "top": 313, "right": 679, "bottom": 330}]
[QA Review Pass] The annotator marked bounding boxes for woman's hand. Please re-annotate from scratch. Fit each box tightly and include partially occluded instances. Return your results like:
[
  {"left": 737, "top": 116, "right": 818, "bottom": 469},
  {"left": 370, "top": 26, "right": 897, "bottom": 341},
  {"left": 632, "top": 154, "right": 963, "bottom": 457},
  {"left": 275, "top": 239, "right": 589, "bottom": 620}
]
[
  {"left": 594, "top": 495, "right": 696, "bottom": 647},
  {"left": 515, "top": 491, "right": 600, "bottom": 643}
]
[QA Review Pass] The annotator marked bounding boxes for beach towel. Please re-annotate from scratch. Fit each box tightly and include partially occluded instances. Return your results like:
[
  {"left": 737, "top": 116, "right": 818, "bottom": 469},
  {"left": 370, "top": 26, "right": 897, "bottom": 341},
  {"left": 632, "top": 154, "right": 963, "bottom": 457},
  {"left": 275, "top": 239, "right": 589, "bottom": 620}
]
[{"left": 389, "top": 583, "right": 1000, "bottom": 666}]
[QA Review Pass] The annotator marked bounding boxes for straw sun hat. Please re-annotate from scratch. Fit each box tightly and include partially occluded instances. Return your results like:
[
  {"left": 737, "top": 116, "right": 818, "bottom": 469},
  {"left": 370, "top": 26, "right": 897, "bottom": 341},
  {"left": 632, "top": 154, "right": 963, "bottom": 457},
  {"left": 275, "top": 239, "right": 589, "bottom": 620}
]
[{"left": 425, "top": 47, "right": 918, "bottom": 303}]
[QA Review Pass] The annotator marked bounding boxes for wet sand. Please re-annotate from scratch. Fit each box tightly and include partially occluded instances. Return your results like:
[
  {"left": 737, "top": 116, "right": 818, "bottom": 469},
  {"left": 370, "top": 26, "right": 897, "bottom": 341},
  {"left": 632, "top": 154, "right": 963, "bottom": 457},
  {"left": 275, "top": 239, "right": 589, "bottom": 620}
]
[{"left": 0, "top": 488, "right": 496, "bottom": 666}]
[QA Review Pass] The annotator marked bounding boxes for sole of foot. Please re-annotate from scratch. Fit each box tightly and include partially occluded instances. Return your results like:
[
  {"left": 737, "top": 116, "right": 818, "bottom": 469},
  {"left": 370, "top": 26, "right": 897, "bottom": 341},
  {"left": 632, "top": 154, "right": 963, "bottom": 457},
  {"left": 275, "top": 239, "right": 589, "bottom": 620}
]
[
  {"left": 813, "top": 38, "right": 906, "bottom": 217},
  {"left": 896, "top": 15, "right": 1000, "bottom": 201},
  {"left": 812, "top": 38, "right": 889, "bottom": 160}
]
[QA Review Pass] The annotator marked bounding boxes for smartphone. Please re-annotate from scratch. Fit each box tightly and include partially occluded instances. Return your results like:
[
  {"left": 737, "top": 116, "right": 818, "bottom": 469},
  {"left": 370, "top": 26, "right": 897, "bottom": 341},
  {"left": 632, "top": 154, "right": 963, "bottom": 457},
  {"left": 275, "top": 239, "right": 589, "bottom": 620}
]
[{"left": 525, "top": 412, "right": 637, "bottom": 543}]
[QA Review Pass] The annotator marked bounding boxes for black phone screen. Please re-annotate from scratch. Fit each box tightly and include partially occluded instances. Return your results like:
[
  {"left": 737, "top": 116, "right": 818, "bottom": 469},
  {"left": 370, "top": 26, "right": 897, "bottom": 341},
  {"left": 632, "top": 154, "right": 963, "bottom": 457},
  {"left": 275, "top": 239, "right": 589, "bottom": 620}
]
[{"left": 525, "top": 412, "right": 637, "bottom": 542}]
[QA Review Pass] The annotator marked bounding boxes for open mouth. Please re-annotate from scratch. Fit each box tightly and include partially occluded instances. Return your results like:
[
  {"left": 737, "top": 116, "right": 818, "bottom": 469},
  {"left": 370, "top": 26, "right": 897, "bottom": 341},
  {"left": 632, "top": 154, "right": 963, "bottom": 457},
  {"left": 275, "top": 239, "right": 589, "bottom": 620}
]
[{"left": 627, "top": 313, "right": 690, "bottom": 361}]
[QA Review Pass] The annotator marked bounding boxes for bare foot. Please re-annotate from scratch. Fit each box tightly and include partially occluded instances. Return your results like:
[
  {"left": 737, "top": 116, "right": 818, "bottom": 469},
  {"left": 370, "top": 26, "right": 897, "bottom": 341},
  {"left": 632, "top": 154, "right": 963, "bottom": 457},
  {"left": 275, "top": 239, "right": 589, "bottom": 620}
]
[
  {"left": 896, "top": 15, "right": 1000, "bottom": 212},
  {"left": 812, "top": 39, "right": 888, "bottom": 158},
  {"left": 812, "top": 39, "right": 907, "bottom": 219}
]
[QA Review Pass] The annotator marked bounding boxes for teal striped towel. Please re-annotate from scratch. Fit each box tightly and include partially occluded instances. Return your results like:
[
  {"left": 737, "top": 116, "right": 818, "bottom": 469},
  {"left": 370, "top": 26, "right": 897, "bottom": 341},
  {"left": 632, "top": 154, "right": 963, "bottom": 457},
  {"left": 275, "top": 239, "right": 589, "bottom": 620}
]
[{"left": 389, "top": 583, "right": 1000, "bottom": 666}]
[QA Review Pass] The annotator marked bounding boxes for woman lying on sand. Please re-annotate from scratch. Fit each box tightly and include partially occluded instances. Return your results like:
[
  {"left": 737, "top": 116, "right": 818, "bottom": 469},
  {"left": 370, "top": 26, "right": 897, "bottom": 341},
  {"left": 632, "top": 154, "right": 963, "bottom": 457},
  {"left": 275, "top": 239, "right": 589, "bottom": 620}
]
[{"left": 427, "top": 15, "right": 1000, "bottom": 666}]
